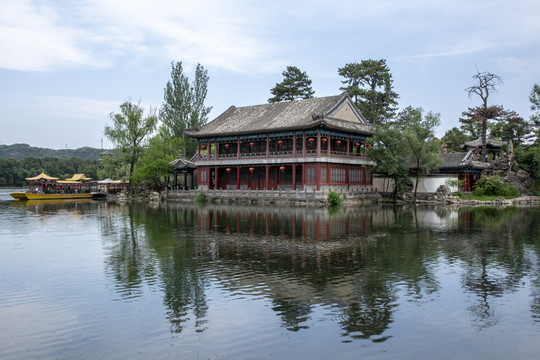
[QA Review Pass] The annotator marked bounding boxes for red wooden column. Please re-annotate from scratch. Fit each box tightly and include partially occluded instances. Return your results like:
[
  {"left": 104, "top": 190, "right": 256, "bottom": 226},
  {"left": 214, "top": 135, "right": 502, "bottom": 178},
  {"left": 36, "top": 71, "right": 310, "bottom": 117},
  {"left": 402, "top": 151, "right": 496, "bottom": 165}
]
[
  {"left": 316, "top": 132, "right": 321, "bottom": 157},
  {"left": 346, "top": 136, "right": 350, "bottom": 158},
  {"left": 316, "top": 163, "right": 321, "bottom": 191},
  {"left": 265, "top": 164, "right": 270, "bottom": 190},
  {"left": 214, "top": 166, "right": 218, "bottom": 189},
  {"left": 292, "top": 134, "right": 297, "bottom": 157},
  {"left": 237, "top": 139, "right": 241, "bottom": 160},
  {"left": 266, "top": 135, "right": 270, "bottom": 158},
  {"left": 237, "top": 166, "right": 241, "bottom": 189},
  {"left": 327, "top": 137, "right": 331, "bottom": 157},
  {"left": 292, "top": 164, "right": 296, "bottom": 191},
  {"left": 302, "top": 133, "right": 306, "bottom": 157}
]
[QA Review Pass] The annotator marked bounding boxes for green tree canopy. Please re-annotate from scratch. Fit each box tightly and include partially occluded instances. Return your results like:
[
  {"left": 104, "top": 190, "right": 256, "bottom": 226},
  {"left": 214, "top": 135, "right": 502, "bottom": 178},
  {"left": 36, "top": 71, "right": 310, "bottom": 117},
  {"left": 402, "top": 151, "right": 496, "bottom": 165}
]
[
  {"left": 395, "top": 107, "right": 442, "bottom": 202},
  {"left": 441, "top": 127, "right": 472, "bottom": 152},
  {"left": 367, "top": 124, "right": 410, "bottom": 202},
  {"left": 268, "top": 66, "right": 315, "bottom": 103},
  {"left": 159, "top": 61, "right": 212, "bottom": 158},
  {"left": 529, "top": 84, "right": 540, "bottom": 142},
  {"left": 338, "top": 59, "right": 399, "bottom": 124},
  {"left": 104, "top": 101, "right": 158, "bottom": 181},
  {"left": 131, "top": 135, "right": 174, "bottom": 191}
]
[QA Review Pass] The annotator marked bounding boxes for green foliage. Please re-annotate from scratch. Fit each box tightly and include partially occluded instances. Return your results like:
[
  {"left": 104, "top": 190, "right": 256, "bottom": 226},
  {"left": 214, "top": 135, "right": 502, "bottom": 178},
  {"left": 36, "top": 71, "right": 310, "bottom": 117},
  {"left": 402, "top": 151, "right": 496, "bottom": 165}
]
[
  {"left": 472, "top": 175, "right": 519, "bottom": 198},
  {"left": 338, "top": 59, "right": 399, "bottom": 124},
  {"left": 529, "top": 84, "right": 540, "bottom": 139},
  {"left": 268, "top": 66, "right": 315, "bottom": 103},
  {"left": 131, "top": 135, "right": 174, "bottom": 190},
  {"left": 195, "top": 191, "right": 207, "bottom": 203},
  {"left": 159, "top": 61, "right": 212, "bottom": 159},
  {"left": 0, "top": 143, "right": 107, "bottom": 160},
  {"left": 396, "top": 107, "right": 442, "bottom": 201},
  {"left": 445, "top": 178, "right": 464, "bottom": 193},
  {"left": 104, "top": 101, "right": 158, "bottom": 179},
  {"left": 0, "top": 157, "right": 99, "bottom": 187},
  {"left": 441, "top": 127, "right": 472, "bottom": 152},
  {"left": 490, "top": 118, "right": 533, "bottom": 145},
  {"left": 327, "top": 191, "right": 342, "bottom": 206},
  {"left": 367, "top": 124, "right": 410, "bottom": 200}
]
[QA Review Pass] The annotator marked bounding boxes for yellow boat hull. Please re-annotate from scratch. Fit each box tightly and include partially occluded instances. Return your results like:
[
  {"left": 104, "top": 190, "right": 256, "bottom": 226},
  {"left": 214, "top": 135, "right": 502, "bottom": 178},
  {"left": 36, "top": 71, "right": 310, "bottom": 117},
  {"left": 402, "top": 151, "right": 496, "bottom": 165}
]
[
  {"left": 10, "top": 192, "right": 28, "bottom": 200},
  {"left": 11, "top": 192, "right": 94, "bottom": 200}
]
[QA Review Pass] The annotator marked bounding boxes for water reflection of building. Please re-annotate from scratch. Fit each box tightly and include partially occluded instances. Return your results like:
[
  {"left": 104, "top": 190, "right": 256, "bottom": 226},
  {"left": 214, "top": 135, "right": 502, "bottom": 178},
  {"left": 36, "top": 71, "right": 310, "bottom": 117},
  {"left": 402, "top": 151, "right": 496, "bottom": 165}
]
[{"left": 194, "top": 205, "right": 374, "bottom": 242}]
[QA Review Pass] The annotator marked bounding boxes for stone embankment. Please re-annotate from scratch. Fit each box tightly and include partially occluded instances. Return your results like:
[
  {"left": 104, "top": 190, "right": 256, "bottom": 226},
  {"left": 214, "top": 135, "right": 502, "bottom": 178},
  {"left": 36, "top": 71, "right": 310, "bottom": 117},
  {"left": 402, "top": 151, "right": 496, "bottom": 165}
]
[{"left": 166, "top": 189, "right": 381, "bottom": 206}]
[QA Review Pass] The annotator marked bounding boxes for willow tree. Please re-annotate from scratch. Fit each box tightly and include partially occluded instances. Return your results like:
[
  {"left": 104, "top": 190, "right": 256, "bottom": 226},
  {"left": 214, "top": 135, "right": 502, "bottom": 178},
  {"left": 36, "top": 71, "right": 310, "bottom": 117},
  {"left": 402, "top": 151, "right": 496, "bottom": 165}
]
[{"left": 104, "top": 102, "right": 158, "bottom": 180}]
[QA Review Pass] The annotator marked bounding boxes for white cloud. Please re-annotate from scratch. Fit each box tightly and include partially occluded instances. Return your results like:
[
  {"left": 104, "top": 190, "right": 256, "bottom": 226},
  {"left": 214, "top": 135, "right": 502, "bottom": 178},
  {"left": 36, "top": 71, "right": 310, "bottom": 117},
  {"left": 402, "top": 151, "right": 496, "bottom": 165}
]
[
  {"left": 0, "top": 0, "right": 284, "bottom": 73},
  {"left": 0, "top": 1, "right": 106, "bottom": 71}
]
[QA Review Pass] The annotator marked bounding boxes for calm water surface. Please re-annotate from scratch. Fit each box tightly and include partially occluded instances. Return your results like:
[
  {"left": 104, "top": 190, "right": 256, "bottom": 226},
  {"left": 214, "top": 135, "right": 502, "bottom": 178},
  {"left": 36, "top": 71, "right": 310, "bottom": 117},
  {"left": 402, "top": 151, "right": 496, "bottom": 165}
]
[{"left": 1, "top": 188, "right": 540, "bottom": 359}]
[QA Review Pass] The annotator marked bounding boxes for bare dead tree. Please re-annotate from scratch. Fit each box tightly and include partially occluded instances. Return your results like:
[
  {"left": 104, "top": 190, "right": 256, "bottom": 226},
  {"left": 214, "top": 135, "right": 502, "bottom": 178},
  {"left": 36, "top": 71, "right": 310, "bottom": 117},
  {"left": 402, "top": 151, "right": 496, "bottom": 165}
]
[{"left": 461, "top": 70, "right": 503, "bottom": 157}]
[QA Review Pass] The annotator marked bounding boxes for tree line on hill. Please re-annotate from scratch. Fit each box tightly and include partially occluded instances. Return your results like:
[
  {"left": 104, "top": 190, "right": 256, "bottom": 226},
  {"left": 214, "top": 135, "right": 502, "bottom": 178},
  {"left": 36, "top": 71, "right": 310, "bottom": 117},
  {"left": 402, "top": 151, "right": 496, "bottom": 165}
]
[
  {"left": 0, "top": 143, "right": 107, "bottom": 160},
  {"left": 0, "top": 156, "right": 100, "bottom": 187}
]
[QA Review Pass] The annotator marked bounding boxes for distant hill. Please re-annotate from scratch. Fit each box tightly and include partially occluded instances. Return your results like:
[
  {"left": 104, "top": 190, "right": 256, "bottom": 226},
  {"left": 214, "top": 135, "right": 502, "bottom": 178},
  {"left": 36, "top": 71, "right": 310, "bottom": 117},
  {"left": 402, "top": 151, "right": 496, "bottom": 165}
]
[{"left": 0, "top": 143, "right": 111, "bottom": 160}]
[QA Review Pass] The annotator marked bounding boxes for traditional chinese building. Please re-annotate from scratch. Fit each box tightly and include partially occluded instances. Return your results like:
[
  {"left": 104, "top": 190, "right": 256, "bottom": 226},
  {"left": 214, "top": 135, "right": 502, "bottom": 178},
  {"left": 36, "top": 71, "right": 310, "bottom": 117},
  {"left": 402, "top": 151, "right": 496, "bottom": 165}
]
[{"left": 185, "top": 92, "right": 374, "bottom": 192}]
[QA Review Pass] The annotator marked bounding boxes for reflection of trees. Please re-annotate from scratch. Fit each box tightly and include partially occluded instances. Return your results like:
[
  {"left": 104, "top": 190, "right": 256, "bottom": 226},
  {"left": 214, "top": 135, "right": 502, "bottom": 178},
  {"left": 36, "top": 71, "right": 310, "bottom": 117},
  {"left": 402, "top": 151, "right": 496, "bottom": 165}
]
[
  {"left": 99, "top": 201, "right": 540, "bottom": 340},
  {"left": 101, "top": 203, "right": 209, "bottom": 333},
  {"left": 444, "top": 207, "right": 538, "bottom": 329},
  {"left": 338, "top": 277, "right": 397, "bottom": 341},
  {"left": 100, "top": 204, "right": 158, "bottom": 299}
]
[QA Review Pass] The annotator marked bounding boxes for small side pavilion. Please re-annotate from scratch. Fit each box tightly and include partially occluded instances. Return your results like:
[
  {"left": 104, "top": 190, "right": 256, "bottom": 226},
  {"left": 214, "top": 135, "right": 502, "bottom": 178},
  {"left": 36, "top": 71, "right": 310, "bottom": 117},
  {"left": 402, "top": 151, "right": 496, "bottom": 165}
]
[{"left": 170, "top": 150, "right": 197, "bottom": 190}]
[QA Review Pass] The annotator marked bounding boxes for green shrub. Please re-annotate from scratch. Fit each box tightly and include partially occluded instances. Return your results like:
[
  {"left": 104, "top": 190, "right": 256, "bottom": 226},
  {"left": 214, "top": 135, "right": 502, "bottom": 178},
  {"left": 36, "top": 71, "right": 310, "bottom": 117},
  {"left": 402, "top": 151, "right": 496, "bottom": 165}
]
[
  {"left": 328, "top": 191, "right": 342, "bottom": 206},
  {"left": 473, "top": 175, "right": 519, "bottom": 198},
  {"left": 195, "top": 191, "right": 207, "bottom": 203}
]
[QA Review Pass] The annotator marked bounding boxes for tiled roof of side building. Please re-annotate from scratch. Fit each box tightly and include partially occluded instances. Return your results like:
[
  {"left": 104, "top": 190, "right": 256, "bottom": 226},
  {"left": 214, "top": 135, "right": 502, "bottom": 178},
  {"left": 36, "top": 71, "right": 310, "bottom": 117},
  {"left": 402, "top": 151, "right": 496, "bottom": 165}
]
[{"left": 185, "top": 92, "right": 373, "bottom": 138}]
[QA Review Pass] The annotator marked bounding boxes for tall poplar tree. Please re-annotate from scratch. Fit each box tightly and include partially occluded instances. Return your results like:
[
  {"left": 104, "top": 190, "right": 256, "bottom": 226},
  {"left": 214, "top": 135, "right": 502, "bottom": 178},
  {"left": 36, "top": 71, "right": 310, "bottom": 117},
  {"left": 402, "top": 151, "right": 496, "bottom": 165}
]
[
  {"left": 159, "top": 61, "right": 212, "bottom": 158},
  {"left": 268, "top": 66, "right": 315, "bottom": 103},
  {"left": 338, "top": 59, "right": 399, "bottom": 124}
]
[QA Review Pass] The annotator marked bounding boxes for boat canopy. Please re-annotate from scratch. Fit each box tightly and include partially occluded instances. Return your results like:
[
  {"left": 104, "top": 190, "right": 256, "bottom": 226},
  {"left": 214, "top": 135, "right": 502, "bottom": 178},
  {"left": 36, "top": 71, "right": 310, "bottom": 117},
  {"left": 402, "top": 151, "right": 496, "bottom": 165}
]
[
  {"left": 25, "top": 172, "right": 59, "bottom": 181},
  {"left": 56, "top": 180, "right": 82, "bottom": 184},
  {"left": 65, "top": 173, "right": 92, "bottom": 181}
]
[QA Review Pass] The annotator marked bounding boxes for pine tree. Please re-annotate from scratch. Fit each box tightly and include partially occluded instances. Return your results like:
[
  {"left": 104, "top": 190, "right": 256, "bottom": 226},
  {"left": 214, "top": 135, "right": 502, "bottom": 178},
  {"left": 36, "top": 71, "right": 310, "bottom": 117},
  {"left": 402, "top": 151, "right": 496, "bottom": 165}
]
[{"left": 268, "top": 66, "right": 314, "bottom": 103}]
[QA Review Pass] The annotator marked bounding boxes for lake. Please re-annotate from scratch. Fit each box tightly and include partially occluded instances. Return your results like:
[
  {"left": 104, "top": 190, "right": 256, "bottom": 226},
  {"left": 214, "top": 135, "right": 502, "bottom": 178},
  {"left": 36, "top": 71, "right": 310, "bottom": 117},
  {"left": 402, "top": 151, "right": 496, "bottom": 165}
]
[{"left": 1, "top": 188, "right": 540, "bottom": 359}]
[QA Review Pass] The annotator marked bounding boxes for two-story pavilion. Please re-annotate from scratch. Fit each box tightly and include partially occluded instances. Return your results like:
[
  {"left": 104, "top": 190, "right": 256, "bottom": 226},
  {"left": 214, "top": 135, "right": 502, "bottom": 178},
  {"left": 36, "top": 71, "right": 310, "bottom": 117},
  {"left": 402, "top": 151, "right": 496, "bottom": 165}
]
[{"left": 185, "top": 92, "right": 374, "bottom": 191}]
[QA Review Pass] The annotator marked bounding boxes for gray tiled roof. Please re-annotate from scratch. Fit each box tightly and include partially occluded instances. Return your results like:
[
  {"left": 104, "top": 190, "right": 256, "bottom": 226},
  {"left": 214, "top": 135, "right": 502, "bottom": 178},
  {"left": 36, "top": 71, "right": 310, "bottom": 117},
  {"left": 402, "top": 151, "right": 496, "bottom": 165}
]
[
  {"left": 408, "top": 151, "right": 490, "bottom": 171},
  {"left": 461, "top": 138, "right": 505, "bottom": 149},
  {"left": 185, "top": 93, "right": 372, "bottom": 138},
  {"left": 438, "top": 151, "right": 491, "bottom": 170}
]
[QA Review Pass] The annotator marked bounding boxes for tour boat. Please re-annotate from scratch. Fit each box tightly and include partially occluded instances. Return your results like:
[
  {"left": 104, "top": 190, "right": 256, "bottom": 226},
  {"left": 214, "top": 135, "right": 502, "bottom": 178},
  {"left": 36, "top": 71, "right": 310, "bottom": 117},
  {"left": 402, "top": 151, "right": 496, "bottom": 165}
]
[{"left": 10, "top": 172, "right": 94, "bottom": 200}]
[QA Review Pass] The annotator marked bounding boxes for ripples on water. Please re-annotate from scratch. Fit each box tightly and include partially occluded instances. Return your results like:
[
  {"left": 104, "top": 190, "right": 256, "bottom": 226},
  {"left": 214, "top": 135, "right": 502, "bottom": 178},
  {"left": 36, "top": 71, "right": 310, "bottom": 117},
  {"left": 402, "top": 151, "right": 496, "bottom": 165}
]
[{"left": 1, "top": 189, "right": 540, "bottom": 359}]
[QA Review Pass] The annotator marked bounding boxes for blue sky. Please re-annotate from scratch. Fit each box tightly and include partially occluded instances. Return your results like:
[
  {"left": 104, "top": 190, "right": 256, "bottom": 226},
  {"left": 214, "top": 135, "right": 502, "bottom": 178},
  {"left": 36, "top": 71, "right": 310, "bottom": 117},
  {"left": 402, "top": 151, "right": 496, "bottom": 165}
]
[{"left": 1, "top": 0, "right": 539, "bottom": 150}]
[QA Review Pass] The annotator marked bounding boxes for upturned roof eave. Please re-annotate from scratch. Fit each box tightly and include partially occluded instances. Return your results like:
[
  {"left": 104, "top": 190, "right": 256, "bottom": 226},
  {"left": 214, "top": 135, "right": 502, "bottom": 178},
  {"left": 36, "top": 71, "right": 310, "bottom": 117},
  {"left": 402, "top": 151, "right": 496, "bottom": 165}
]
[{"left": 185, "top": 120, "right": 372, "bottom": 139}]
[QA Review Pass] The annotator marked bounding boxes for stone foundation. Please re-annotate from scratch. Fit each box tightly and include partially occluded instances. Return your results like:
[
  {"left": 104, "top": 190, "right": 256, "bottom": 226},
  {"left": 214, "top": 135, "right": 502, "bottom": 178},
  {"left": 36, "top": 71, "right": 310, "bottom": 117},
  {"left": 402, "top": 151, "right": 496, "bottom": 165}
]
[{"left": 166, "top": 188, "right": 381, "bottom": 206}]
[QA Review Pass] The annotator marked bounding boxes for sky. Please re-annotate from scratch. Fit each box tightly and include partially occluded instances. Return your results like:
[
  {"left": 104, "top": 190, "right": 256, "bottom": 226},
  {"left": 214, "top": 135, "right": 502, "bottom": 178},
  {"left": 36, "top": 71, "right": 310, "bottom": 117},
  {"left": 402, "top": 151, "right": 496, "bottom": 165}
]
[{"left": 1, "top": 0, "right": 539, "bottom": 150}]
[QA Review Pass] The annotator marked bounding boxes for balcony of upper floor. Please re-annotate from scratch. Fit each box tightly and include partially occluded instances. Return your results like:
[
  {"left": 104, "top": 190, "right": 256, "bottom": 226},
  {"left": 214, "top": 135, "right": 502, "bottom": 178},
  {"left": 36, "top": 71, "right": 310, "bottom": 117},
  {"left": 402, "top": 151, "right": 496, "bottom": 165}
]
[{"left": 196, "top": 134, "right": 370, "bottom": 162}]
